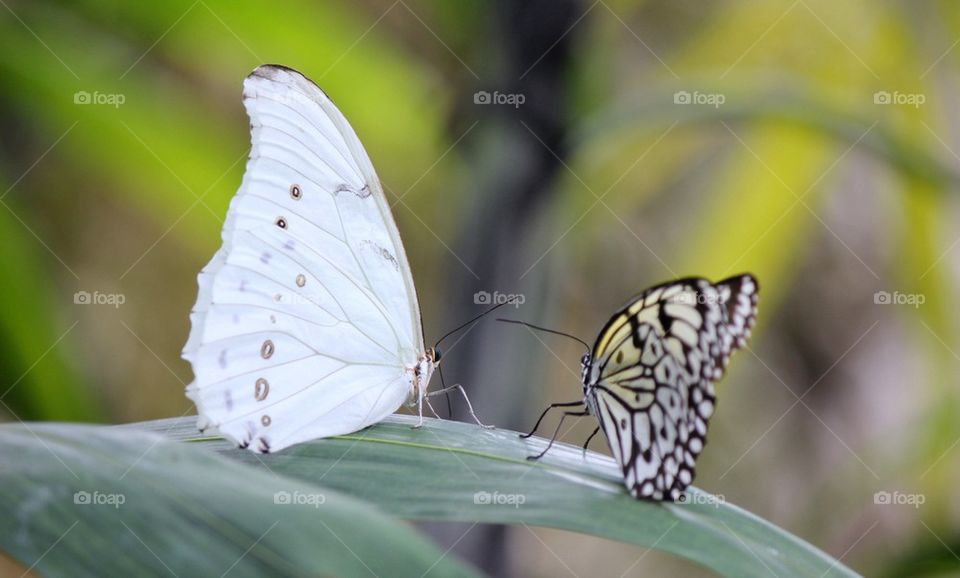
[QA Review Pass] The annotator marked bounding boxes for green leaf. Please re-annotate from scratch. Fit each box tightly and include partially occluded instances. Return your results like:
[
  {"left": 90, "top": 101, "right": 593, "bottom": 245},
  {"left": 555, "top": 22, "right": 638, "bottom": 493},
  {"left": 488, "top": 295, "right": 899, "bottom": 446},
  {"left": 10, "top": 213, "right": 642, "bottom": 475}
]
[
  {"left": 137, "top": 415, "right": 857, "bottom": 578},
  {"left": 0, "top": 423, "right": 481, "bottom": 578}
]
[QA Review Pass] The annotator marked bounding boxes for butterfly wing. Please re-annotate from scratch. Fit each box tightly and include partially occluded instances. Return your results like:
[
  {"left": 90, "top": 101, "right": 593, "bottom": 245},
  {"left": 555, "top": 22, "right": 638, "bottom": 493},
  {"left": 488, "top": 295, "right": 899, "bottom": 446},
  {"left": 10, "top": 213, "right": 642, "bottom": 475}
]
[
  {"left": 586, "top": 274, "right": 758, "bottom": 500},
  {"left": 182, "top": 65, "right": 425, "bottom": 453}
]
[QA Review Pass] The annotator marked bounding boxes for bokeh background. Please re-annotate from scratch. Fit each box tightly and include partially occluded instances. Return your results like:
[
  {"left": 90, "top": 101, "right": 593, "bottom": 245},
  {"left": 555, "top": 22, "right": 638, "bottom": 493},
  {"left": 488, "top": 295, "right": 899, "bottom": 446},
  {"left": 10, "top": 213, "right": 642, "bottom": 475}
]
[{"left": 2, "top": 0, "right": 960, "bottom": 575}]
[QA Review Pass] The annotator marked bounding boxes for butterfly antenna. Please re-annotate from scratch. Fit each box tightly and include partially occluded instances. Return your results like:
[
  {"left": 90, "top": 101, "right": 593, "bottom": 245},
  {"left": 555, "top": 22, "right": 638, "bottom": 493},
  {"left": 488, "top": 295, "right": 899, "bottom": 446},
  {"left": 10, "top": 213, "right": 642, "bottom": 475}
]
[
  {"left": 433, "top": 298, "right": 520, "bottom": 350},
  {"left": 496, "top": 318, "right": 591, "bottom": 352}
]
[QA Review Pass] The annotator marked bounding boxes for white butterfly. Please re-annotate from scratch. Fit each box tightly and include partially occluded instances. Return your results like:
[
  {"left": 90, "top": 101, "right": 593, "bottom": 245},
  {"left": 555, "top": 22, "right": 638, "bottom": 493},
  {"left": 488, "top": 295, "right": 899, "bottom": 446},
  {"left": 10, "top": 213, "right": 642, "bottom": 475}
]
[{"left": 182, "top": 65, "right": 479, "bottom": 453}]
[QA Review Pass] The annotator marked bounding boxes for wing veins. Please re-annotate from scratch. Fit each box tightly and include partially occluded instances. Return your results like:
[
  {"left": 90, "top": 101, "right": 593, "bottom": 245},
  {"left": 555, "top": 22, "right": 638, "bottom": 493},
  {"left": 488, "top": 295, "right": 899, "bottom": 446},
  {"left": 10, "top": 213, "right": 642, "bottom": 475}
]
[
  {"left": 254, "top": 95, "right": 362, "bottom": 177},
  {"left": 253, "top": 228, "right": 404, "bottom": 357}
]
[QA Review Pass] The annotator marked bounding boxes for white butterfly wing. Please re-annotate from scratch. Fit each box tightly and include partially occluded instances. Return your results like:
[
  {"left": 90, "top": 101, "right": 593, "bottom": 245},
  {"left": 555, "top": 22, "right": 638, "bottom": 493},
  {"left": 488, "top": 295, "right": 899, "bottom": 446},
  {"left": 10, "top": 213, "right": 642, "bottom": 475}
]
[{"left": 183, "top": 65, "right": 425, "bottom": 453}]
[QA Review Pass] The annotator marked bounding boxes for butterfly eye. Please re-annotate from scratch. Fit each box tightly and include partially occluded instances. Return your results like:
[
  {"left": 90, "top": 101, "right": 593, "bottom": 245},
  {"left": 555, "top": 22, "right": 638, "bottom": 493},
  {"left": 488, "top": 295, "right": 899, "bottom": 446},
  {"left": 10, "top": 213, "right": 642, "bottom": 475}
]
[
  {"left": 275, "top": 217, "right": 287, "bottom": 229},
  {"left": 433, "top": 348, "right": 442, "bottom": 362},
  {"left": 289, "top": 184, "right": 302, "bottom": 200},
  {"left": 254, "top": 378, "right": 269, "bottom": 401}
]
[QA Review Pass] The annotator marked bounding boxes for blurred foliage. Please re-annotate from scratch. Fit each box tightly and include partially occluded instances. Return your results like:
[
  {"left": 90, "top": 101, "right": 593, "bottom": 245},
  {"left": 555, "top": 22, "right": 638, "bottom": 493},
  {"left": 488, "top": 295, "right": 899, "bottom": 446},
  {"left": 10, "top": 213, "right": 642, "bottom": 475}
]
[{"left": 2, "top": 0, "right": 960, "bottom": 575}]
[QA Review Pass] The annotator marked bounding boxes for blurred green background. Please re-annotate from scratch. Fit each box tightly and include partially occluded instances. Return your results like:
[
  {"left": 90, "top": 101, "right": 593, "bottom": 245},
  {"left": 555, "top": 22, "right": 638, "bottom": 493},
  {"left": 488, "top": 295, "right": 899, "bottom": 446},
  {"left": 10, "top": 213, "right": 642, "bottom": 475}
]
[{"left": 2, "top": 0, "right": 960, "bottom": 575}]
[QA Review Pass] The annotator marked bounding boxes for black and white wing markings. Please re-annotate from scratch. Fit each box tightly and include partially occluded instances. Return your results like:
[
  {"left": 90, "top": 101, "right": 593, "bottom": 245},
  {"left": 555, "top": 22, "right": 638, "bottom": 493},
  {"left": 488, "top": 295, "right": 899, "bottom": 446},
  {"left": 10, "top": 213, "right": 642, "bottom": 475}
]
[
  {"left": 183, "top": 65, "right": 427, "bottom": 453},
  {"left": 585, "top": 274, "right": 758, "bottom": 500}
]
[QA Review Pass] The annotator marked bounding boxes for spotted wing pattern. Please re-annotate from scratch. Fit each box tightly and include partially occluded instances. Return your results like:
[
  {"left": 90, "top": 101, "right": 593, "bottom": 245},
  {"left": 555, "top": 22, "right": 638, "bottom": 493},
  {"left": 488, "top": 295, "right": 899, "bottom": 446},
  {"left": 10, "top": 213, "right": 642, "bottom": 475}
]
[
  {"left": 182, "top": 65, "right": 425, "bottom": 453},
  {"left": 585, "top": 274, "right": 758, "bottom": 500}
]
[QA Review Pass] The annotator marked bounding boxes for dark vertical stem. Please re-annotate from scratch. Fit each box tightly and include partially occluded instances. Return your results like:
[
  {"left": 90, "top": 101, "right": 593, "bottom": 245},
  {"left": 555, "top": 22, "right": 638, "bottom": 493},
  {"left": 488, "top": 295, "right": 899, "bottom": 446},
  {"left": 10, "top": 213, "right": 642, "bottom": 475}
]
[{"left": 426, "top": 1, "right": 584, "bottom": 574}]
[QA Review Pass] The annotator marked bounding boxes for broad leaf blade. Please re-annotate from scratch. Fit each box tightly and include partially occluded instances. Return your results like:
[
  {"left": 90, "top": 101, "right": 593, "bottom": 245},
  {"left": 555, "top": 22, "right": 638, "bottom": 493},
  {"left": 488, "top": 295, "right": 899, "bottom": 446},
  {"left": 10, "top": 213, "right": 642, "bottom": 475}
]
[
  {"left": 143, "top": 415, "right": 857, "bottom": 578},
  {"left": 0, "top": 423, "right": 480, "bottom": 578}
]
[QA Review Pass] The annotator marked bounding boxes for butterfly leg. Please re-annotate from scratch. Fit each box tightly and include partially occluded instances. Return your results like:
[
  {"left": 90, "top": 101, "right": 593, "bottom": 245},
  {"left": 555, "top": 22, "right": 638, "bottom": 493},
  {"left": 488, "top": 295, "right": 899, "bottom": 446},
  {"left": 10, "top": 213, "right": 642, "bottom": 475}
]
[
  {"left": 412, "top": 389, "right": 426, "bottom": 429},
  {"left": 521, "top": 401, "right": 585, "bottom": 439},
  {"left": 426, "top": 384, "right": 494, "bottom": 429},
  {"left": 413, "top": 368, "right": 452, "bottom": 429},
  {"left": 527, "top": 410, "right": 590, "bottom": 461},
  {"left": 581, "top": 426, "right": 601, "bottom": 458},
  {"left": 423, "top": 396, "right": 443, "bottom": 420}
]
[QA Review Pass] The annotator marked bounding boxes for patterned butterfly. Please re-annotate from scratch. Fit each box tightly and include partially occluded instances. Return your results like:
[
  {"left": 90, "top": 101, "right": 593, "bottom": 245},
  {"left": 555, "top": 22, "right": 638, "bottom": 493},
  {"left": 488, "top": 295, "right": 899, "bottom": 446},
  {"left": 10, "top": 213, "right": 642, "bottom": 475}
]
[{"left": 515, "top": 274, "right": 758, "bottom": 501}]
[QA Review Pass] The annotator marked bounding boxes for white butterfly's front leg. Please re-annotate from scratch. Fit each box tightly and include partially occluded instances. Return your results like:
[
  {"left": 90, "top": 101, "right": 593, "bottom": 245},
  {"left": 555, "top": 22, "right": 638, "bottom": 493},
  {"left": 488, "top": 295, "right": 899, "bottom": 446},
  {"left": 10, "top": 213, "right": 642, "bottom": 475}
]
[
  {"left": 425, "top": 384, "right": 494, "bottom": 429},
  {"left": 413, "top": 390, "right": 425, "bottom": 429},
  {"left": 410, "top": 353, "right": 435, "bottom": 429}
]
